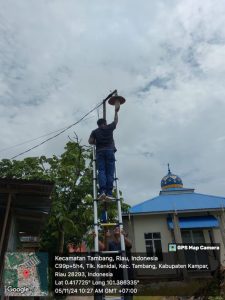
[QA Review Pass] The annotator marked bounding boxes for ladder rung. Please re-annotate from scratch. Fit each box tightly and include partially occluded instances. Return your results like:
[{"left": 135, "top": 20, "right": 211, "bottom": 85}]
[
  {"left": 100, "top": 223, "right": 118, "bottom": 227},
  {"left": 101, "top": 250, "right": 121, "bottom": 254}
]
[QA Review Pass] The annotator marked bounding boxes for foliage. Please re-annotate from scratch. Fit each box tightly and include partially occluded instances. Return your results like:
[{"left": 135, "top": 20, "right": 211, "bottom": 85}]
[
  {"left": 0, "top": 138, "right": 93, "bottom": 252},
  {"left": 0, "top": 137, "right": 130, "bottom": 253}
]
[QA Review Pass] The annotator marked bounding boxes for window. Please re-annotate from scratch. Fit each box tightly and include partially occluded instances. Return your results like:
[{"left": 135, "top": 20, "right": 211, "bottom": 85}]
[
  {"left": 181, "top": 230, "right": 209, "bottom": 266},
  {"left": 144, "top": 232, "right": 163, "bottom": 261}
]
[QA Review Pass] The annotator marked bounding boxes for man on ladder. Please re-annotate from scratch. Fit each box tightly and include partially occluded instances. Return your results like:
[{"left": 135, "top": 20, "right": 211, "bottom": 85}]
[
  {"left": 89, "top": 101, "right": 120, "bottom": 201},
  {"left": 90, "top": 92, "right": 133, "bottom": 300}
]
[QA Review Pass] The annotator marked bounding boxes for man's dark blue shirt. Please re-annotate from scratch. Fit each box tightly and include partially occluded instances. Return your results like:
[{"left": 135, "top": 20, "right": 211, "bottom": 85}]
[{"left": 90, "top": 121, "right": 116, "bottom": 151}]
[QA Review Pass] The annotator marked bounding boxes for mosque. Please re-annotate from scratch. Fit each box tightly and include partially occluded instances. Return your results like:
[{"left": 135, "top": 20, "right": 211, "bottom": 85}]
[{"left": 124, "top": 166, "right": 225, "bottom": 279}]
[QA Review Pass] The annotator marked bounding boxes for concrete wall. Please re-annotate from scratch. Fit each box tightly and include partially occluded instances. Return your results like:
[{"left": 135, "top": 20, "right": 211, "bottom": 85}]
[
  {"left": 123, "top": 212, "right": 225, "bottom": 277},
  {"left": 130, "top": 214, "right": 172, "bottom": 252},
  {"left": 124, "top": 214, "right": 177, "bottom": 277}
]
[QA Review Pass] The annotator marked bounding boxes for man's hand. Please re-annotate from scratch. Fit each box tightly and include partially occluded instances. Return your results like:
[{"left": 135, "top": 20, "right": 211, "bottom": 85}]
[
  {"left": 114, "top": 100, "right": 120, "bottom": 124},
  {"left": 120, "top": 229, "right": 126, "bottom": 236},
  {"left": 121, "top": 230, "right": 132, "bottom": 247},
  {"left": 115, "top": 101, "right": 120, "bottom": 112}
]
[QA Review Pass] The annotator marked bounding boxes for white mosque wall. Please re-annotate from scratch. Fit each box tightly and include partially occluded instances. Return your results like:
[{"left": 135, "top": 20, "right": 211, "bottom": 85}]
[
  {"left": 125, "top": 214, "right": 177, "bottom": 277},
  {"left": 123, "top": 211, "right": 225, "bottom": 278}
]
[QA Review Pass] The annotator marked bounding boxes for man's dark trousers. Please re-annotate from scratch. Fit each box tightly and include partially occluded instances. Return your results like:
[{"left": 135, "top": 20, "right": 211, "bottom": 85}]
[{"left": 96, "top": 149, "right": 115, "bottom": 196}]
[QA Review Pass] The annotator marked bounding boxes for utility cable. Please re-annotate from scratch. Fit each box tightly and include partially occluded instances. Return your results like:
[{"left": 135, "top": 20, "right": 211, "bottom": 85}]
[
  {"left": 10, "top": 101, "right": 103, "bottom": 160},
  {"left": 97, "top": 107, "right": 100, "bottom": 119},
  {"left": 0, "top": 115, "right": 94, "bottom": 154},
  {"left": 0, "top": 127, "right": 67, "bottom": 154}
]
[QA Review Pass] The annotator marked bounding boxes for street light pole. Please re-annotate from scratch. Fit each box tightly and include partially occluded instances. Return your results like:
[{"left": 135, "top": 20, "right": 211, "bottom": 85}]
[
  {"left": 103, "top": 101, "right": 106, "bottom": 120},
  {"left": 102, "top": 90, "right": 117, "bottom": 120}
]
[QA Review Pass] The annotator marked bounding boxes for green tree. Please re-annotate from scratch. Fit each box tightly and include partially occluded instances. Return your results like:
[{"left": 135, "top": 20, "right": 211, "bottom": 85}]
[
  {"left": 0, "top": 138, "right": 93, "bottom": 252},
  {"left": 0, "top": 137, "right": 130, "bottom": 253}
]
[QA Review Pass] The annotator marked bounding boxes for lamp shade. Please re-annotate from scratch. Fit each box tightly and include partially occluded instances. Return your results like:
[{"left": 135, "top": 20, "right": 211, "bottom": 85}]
[{"left": 108, "top": 95, "right": 126, "bottom": 105}]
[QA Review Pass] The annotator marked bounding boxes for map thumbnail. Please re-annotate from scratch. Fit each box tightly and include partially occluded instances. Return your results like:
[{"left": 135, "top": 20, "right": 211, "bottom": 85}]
[{"left": 4, "top": 252, "right": 48, "bottom": 297}]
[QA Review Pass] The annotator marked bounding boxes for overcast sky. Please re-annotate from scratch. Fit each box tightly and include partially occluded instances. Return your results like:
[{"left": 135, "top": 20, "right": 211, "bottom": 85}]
[{"left": 1, "top": 0, "right": 225, "bottom": 206}]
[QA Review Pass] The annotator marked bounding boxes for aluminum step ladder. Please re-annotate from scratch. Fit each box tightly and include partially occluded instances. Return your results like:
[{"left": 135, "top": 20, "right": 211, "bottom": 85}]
[
  {"left": 92, "top": 146, "right": 132, "bottom": 300},
  {"left": 92, "top": 146, "right": 126, "bottom": 253}
]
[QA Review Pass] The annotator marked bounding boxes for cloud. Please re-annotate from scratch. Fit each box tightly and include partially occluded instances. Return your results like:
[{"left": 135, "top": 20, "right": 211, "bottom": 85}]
[{"left": 0, "top": 0, "right": 225, "bottom": 205}]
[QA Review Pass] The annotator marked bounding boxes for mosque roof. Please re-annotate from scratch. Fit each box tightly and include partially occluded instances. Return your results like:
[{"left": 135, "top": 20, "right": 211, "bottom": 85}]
[
  {"left": 130, "top": 190, "right": 225, "bottom": 214},
  {"left": 130, "top": 165, "right": 225, "bottom": 214}
]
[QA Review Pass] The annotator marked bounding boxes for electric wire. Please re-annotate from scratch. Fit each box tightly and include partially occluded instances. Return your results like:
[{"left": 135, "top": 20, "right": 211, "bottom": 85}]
[
  {"left": 97, "top": 107, "right": 100, "bottom": 119},
  {"left": 10, "top": 101, "right": 103, "bottom": 160},
  {"left": 0, "top": 115, "right": 94, "bottom": 154},
  {"left": 0, "top": 127, "right": 67, "bottom": 154}
]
